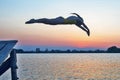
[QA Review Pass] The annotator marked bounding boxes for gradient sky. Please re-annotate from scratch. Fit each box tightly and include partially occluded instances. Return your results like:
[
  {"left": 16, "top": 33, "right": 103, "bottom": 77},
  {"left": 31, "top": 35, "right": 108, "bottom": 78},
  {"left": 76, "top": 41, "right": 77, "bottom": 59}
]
[{"left": 0, "top": 0, "right": 120, "bottom": 50}]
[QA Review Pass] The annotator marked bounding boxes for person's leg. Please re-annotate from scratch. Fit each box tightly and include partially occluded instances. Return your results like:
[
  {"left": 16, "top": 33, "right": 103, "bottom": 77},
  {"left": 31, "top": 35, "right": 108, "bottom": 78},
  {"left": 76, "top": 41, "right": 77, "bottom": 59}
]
[
  {"left": 25, "top": 19, "right": 36, "bottom": 24},
  {"left": 36, "top": 17, "right": 64, "bottom": 25},
  {"left": 25, "top": 18, "right": 51, "bottom": 24},
  {"left": 26, "top": 17, "right": 65, "bottom": 25},
  {"left": 36, "top": 18, "right": 50, "bottom": 24}
]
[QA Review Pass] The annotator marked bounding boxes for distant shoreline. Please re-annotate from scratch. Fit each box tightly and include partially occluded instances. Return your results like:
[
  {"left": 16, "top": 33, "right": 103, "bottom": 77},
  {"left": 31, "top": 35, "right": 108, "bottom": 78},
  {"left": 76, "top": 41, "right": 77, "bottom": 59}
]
[{"left": 15, "top": 46, "right": 120, "bottom": 53}]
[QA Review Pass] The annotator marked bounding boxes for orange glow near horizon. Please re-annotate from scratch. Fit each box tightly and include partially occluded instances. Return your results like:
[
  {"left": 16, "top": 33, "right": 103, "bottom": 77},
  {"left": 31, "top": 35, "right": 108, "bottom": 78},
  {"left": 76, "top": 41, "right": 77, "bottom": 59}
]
[
  {"left": 15, "top": 28, "right": 120, "bottom": 49},
  {"left": 1, "top": 23, "right": 120, "bottom": 49}
]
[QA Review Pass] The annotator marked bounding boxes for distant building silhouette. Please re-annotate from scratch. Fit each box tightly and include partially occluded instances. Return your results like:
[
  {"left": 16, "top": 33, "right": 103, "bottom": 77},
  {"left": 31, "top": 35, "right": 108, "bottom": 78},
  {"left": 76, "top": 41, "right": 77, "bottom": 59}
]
[
  {"left": 45, "top": 48, "right": 48, "bottom": 53},
  {"left": 36, "top": 48, "right": 40, "bottom": 53}
]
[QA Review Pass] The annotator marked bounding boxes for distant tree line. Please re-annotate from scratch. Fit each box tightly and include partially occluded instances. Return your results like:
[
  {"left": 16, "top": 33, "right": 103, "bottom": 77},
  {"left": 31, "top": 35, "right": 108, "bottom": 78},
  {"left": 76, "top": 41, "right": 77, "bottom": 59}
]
[
  {"left": 107, "top": 46, "right": 120, "bottom": 53},
  {"left": 15, "top": 46, "right": 120, "bottom": 53}
]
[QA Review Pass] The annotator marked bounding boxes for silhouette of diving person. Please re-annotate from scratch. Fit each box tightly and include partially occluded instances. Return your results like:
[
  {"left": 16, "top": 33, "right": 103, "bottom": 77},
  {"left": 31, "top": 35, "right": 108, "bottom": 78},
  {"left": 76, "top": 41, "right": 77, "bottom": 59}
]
[{"left": 25, "top": 13, "right": 90, "bottom": 36}]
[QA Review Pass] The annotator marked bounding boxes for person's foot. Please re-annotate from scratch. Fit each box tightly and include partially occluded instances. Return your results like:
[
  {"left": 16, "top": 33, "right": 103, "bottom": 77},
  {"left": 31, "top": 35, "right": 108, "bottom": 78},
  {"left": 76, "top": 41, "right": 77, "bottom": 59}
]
[{"left": 25, "top": 19, "right": 35, "bottom": 24}]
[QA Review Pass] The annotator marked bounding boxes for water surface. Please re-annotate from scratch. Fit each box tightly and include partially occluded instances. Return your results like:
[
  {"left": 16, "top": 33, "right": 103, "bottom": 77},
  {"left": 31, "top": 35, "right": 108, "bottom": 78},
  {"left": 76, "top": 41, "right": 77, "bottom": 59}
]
[{"left": 0, "top": 53, "right": 120, "bottom": 80}]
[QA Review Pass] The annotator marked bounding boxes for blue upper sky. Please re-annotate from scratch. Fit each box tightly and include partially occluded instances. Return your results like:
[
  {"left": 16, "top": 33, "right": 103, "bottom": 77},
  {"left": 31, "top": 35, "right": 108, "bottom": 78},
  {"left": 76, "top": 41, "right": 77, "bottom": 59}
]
[{"left": 0, "top": 0, "right": 120, "bottom": 50}]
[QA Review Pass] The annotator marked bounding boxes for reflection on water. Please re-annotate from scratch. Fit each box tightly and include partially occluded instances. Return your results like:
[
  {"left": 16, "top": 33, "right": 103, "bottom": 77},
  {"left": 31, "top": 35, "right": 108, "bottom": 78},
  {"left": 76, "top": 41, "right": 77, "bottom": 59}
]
[{"left": 0, "top": 53, "right": 120, "bottom": 80}]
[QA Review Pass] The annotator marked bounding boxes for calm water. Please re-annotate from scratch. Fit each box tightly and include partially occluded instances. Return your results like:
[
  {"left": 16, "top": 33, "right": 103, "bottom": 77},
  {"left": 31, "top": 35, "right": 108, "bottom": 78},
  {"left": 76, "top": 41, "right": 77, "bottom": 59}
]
[{"left": 0, "top": 53, "right": 120, "bottom": 80}]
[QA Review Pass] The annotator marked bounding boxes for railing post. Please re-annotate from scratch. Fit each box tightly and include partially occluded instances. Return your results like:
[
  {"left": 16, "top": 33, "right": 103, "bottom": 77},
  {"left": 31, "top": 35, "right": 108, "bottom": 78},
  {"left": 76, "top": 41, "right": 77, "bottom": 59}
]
[{"left": 10, "top": 49, "right": 18, "bottom": 80}]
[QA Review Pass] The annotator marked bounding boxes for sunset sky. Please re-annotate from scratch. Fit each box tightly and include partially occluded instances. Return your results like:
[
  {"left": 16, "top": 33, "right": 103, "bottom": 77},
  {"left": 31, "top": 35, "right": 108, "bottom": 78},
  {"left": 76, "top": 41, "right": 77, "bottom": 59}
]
[{"left": 0, "top": 0, "right": 120, "bottom": 50}]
